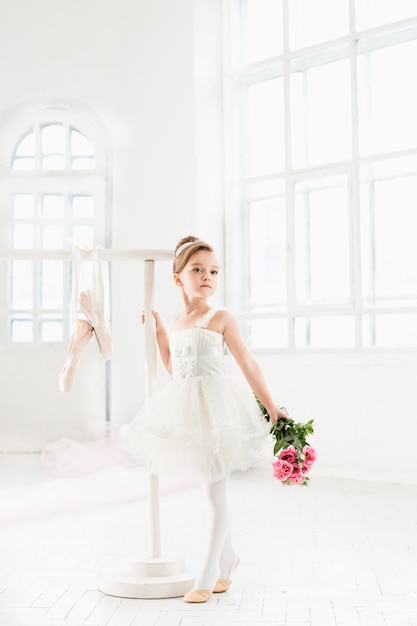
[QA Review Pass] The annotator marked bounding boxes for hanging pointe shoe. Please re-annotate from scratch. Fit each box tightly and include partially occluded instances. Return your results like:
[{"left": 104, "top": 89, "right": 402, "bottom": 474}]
[
  {"left": 59, "top": 319, "right": 93, "bottom": 393},
  {"left": 183, "top": 589, "right": 213, "bottom": 603},
  {"left": 213, "top": 555, "right": 240, "bottom": 593},
  {"left": 78, "top": 290, "right": 112, "bottom": 361}
]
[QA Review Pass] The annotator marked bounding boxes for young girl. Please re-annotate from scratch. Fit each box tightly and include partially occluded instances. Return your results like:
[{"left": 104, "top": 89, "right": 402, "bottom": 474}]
[{"left": 120, "top": 236, "right": 288, "bottom": 603}]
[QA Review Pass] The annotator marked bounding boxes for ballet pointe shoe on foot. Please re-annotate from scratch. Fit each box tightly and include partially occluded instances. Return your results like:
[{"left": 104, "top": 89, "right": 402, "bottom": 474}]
[
  {"left": 78, "top": 290, "right": 112, "bottom": 361},
  {"left": 183, "top": 589, "right": 213, "bottom": 603},
  {"left": 213, "top": 555, "right": 240, "bottom": 593},
  {"left": 59, "top": 319, "right": 93, "bottom": 393}
]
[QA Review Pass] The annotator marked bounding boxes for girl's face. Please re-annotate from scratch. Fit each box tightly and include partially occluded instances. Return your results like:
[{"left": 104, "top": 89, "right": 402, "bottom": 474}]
[{"left": 175, "top": 250, "right": 220, "bottom": 298}]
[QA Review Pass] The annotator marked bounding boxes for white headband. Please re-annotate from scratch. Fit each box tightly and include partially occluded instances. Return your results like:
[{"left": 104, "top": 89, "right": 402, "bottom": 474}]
[{"left": 175, "top": 241, "right": 198, "bottom": 257}]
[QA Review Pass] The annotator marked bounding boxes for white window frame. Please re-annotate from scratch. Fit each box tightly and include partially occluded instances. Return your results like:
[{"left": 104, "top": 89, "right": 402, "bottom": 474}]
[
  {"left": 223, "top": 0, "right": 417, "bottom": 353},
  {"left": 0, "top": 105, "right": 110, "bottom": 352}
]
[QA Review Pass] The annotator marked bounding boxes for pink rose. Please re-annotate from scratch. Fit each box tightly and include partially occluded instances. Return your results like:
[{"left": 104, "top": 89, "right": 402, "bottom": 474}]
[
  {"left": 287, "top": 463, "right": 307, "bottom": 485},
  {"left": 290, "top": 473, "right": 308, "bottom": 485},
  {"left": 272, "top": 458, "right": 293, "bottom": 482},
  {"left": 290, "top": 463, "right": 302, "bottom": 478},
  {"left": 302, "top": 446, "right": 317, "bottom": 470},
  {"left": 278, "top": 445, "right": 298, "bottom": 464}
]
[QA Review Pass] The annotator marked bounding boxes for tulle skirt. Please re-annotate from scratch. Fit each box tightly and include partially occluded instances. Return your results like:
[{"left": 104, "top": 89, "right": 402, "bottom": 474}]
[{"left": 119, "top": 374, "right": 272, "bottom": 482}]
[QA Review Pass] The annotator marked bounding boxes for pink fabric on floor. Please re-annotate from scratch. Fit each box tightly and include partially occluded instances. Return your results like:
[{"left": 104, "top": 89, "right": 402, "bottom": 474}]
[
  {"left": 0, "top": 434, "right": 197, "bottom": 522},
  {"left": 40, "top": 436, "right": 138, "bottom": 477},
  {"left": 0, "top": 466, "right": 197, "bottom": 522}
]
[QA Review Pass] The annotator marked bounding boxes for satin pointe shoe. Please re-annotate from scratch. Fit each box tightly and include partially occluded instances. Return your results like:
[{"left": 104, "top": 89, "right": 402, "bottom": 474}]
[
  {"left": 213, "top": 555, "right": 240, "bottom": 593},
  {"left": 183, "top": 589, "right": 213, "bottom": 603},
  {"left": 78, "top": 290, "right": 112, "bottom": 361},
  {"left": 59, "top": 319, "right": 94, "bottom": 393}
]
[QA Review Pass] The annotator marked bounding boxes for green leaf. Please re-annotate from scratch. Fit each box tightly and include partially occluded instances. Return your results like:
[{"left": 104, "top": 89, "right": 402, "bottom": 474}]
[{"left": 273, "top": 442, "right": 283, "bottom": 456}]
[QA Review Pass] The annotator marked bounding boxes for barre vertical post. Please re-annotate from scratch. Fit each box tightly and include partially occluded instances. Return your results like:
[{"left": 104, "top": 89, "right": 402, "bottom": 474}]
[{"left": 144, "top": 259, "right": 161, "bottom": 559}]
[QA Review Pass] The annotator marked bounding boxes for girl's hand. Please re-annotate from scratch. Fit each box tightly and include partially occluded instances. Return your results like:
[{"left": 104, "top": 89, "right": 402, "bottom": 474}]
[
  {"left": 269, "top": 406, "right": 290, "bottom": 424},
  {"left": 141, "top": 310, "right": 162, "bottom": 325},
  {"left": 142, "top": 311, "right": 166, "bottom": 337},
  {"left": 142, "top": 310, "right": 171, "bottom": 373}
]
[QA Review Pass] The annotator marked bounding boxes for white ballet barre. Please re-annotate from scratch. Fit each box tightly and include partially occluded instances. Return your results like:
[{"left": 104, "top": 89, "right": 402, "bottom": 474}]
[
  {"left": 0, "top": 246, "right": 194, "bottom": 598},
  {"left": 98, "top": 253, "right": 194, "bottom": 598},
  {"left": 0, "top": 248, "right": 173, "bottom": 262}
]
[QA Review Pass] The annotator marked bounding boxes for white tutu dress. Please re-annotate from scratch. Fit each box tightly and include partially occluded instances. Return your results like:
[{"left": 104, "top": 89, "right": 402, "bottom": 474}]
[{"left": 120, "top": 308, "right": 272, "bottom": 482}]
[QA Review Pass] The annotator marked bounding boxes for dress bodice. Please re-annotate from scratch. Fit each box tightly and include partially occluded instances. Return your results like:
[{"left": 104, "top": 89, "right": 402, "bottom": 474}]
[{"left": 169, "top": 308, "right": 225, "bottom": 379}]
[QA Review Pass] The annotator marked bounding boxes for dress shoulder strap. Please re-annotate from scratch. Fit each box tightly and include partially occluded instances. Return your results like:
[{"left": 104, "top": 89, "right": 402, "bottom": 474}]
[{"left": 195, "top": 306, "right": 226, "bottom": 329}]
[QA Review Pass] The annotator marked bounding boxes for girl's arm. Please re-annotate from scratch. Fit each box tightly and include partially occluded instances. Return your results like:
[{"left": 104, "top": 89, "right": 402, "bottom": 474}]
[
  {"left": 142, "top": 310, "right": 172, "bottom": 374},
  {"left": 222, "top": 311, "right": 288, "bottom": 423}
]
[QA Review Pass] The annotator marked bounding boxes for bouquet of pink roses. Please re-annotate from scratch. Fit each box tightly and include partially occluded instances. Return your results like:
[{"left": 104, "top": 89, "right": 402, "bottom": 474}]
[{"left": 256, "top": 398, "right": 317, "bottom": 486}]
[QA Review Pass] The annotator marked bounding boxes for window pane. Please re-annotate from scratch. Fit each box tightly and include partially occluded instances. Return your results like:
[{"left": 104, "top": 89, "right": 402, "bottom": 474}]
[
  {"left": 358, "top": 40, "right": 417, "bottom": 156},
  {"left": 241, "top": 318, "right": 288, "bottom": 349},
  {"left": 15, "top": 131, "right": 35, "bottom": 156},
  {"left": 71, "top": 225, "right": 94, "bottom": 248},
  {"left": 244, "top": 0, "right": 283, "bottom": 63},
  {"left": 12, "top": 225, "right": 34, "bottom": 248},
  {"left": 40, "top": 261, "right": 63, "bottom": 309},
  {"left": 247, "top": 78, "right": 285, "bottom": 176},
  {"left": 11, "top": 261, "right": 33, "bottom": 309},
  {"left": 356, "top": 0, "right": 417, "bottom": 30},
  {"left": 295, "top": 316, "right": 355, "bottom": 347},
  {"left": 41, "top": 225, "right": 64, "bottom": 249},
  {"left": 361, "top": 174, "right": 417, "bottom": 303},
  {"left": 363, "top": 314, "right": 417, "bottom": 347},
  {"left": 42, "top": 155, "right": 66, "bottom": 170},
  {"left": 291, "top": 59, "right": 351, "bottom": 168},
  {"left": 12, "top": 194, "right": 34, "bottom": 219},
  {"left": 10, "top": 317, "right": 33, "bottom": 342},
  {"left": 42, "top": 194, "right": 65, "bottom": 218},
  {"left": 12, "top": 158, "right": 35, "bottom": 171},
  {"left": 40, "top": 316, "right": 63, "bottom": 342},
  {"left": 289, "top": 0, "right": 349, "bottom": 50},
  {"left": 249, "top": 195, "right": 286, "bottom": 308},
  {"left": 70, "top": 129, "right": 94, "bottom": 156},
  {"left": 42, "top": 124, "right": 65, "bottom": 155},
  {"left": 71, "top": 195, "right": 94, "bottom": 218},
  {"left": 295, "top": 176, "right": 350, "bottom": 303}
]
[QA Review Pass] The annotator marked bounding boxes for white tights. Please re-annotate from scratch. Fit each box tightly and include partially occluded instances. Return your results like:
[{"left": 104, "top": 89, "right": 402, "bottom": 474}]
[{"left": 194, "top": 476, "right": 236, "bottom": 590}]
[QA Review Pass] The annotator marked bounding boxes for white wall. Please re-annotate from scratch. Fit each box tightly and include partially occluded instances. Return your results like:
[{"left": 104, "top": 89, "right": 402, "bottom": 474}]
[
  {"left": 227, "top": 350, "right": 417, "bottom": 485},
  {"left": 0, "top": 0, "right": 416, "bottom": 485}
]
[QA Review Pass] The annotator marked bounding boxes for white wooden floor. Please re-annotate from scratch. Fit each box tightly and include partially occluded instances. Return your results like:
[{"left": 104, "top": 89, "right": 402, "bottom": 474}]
[{"left": 1, "top": 454, "right": 417, "bottom": 626}]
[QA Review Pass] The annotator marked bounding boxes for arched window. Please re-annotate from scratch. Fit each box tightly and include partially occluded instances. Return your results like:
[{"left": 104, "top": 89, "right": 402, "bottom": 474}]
[
  {"left": 0, "top": 107, "right": 109, "bottom": 344},
  {"left": 12, "top": 124, "right": 96, "bottom": 171}
]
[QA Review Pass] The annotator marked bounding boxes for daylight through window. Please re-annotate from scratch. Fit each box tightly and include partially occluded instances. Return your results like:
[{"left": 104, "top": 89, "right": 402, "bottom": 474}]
[
  {"left": 5, "top": 118, "right": 106, "bottom": 343},
  {"left": 224, "top": 0, "right": 417, "bottom": 350}
]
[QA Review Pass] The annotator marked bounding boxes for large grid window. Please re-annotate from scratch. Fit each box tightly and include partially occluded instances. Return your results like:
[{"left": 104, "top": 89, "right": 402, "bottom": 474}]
[
  {"left": 2, "top": 114, "right": 107, "bottom": 344},
  {"left": 224, "top": 0, "right": 417, "bottom": 350}
]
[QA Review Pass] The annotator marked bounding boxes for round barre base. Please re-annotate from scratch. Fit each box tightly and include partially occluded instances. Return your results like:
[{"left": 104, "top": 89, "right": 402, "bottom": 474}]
[{"left": 97, "top": 552, "right": 195, "bottom": 599}]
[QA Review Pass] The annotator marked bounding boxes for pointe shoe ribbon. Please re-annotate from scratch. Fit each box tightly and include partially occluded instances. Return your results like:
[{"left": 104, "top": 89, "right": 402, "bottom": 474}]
[
  {"left": 213, "top": 555, "right": 240, "bottom": 593},
  {"left": 183, "top": 589, "right": 212, "bottom": 603},
  {"left": 59, "top": 319, "right": 94, "bottom": 393},
  {"left": 78, "top": 290, "right": 112, "bottom": 361}
]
